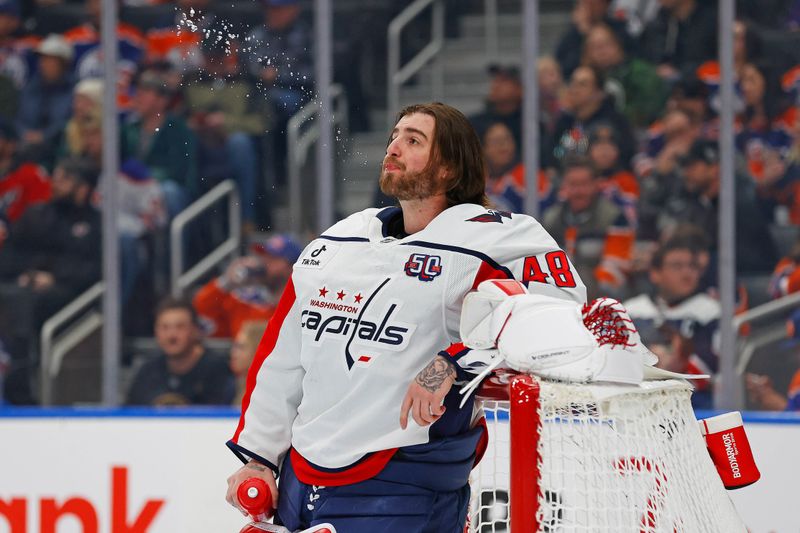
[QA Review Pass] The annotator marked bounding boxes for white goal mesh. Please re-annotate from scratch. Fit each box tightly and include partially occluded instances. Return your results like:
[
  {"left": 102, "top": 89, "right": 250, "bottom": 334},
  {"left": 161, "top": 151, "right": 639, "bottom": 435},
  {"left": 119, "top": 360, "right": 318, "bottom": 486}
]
[{"left": 468, "top": 373, "right": 746, "bottom": 532}]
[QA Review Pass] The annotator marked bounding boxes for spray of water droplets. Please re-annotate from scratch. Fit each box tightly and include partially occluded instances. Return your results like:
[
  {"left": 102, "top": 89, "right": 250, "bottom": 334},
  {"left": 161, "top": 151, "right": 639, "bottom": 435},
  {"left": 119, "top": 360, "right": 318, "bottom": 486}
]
[{"left": 174, "top": 8, "right": 370, "bottom": 177}]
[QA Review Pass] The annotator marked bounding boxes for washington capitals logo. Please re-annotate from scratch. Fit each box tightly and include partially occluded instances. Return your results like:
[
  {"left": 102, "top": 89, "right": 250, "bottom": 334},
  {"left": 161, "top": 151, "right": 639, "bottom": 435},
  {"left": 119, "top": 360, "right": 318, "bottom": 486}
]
[{"left": 466, "top": 210, "right": 512, "bottom": 223}]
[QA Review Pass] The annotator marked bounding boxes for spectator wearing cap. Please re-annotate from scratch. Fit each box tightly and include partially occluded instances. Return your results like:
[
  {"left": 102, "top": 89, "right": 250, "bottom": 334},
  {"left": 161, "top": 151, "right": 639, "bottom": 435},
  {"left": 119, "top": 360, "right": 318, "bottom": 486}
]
[
  {"left": 469, "top": 64, "right": 552, "bottom": 168},
  {"left": 64, "top": 0, "right": 145, "bottom": 112},
  {"left": 241, "top": 0, "right": 314, "bottom": 185},
  {"left": 193, "top": 233, "right": 303, "bottom": 339},
  {"left": 660, "top": 75, "right": 717, "bottom": 140},
  {"left": 582, "top": 23, "right": 667, "bottom": 128},
  {"left": 0, "top": 119, "right": 50, "bottom": 248},
  {"left": 60, "top": 78, "right": 103, "bottom": 161},
  {"left": 555, "top": 0, "right": 633, "bottom": 79},
  {"left": 16, "top": 34, "right": 75, "bottom": 167},
  {"left": 550, "top": 65, "right": 636, "bottom": 170},
  {"left": 659, "top": 139, "right": 777, "bottom": 274},
  {"left": 586, "top": 123, "right": 639, "bottom": 227},
  {"left": 542, "top": 154, "right": 634, "bottom": 299},
  {"left": 639, "top": 0, "right": 718, "bottom": 82},
  {"left": 0, "top": 156, "right": 101, "bottom": 404},
  {"left": 121, "top": 70, "right": 198, "bottom": 219},
  {"left": 470, "top": 64, "right": 523, "bottom": 147},
  {"left": 184, "top": 23, "right": 271, "bottom": 232}
]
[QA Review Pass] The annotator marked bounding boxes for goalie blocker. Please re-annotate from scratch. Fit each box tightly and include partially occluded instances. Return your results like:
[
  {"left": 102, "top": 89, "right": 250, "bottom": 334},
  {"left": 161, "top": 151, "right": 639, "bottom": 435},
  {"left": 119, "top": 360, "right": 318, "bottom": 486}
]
[{"left": 457, "top": 279, "right": 709, "bottom": 399}]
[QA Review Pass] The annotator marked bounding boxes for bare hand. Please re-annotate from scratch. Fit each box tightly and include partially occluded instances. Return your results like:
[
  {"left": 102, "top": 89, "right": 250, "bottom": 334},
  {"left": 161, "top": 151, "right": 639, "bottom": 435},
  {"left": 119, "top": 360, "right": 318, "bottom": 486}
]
[
  {"left": 400, "top": 355, "right": 456, "bottom": 429},
  {"left": 22, "top": 130, "right": 44, "bottom": 145},
  {"left": 225, "top": 460, "right": 279, "bottom": 517},
  {"left": 222, "top": 256, "right": 263, "bottom": 287},
  {"left": 745, "top": 373, "right": 788, "bottom": 410},
  {"left": 31, "top": 271, "right": 55, "bottom": 291}
]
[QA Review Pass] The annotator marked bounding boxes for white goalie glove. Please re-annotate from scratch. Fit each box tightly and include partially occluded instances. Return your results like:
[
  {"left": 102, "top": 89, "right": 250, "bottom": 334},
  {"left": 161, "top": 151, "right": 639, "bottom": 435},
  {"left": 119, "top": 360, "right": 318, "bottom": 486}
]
[{"left": 457, "top": 280, "right": 708, "bottom": 402}]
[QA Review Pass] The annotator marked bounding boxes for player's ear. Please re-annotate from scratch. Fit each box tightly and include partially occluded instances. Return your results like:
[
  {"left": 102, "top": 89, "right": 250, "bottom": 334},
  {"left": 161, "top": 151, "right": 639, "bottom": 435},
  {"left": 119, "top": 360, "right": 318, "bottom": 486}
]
[{"left": 438, "top": 165, "right": 454, "bottom": 187}]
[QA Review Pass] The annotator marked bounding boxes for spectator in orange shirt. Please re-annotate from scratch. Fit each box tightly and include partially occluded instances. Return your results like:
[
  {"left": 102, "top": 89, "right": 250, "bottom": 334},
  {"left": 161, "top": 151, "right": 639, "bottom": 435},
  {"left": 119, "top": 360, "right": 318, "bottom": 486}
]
[{"left": 193, "top": 233, "right": 302, "bottom": 338}]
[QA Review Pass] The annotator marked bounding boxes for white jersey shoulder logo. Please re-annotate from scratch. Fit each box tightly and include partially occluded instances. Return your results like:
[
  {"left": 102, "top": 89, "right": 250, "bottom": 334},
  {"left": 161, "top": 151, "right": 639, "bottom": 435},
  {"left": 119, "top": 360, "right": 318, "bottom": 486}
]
[{"left": 296, "top": 241, "right": 341, "bottom": 269}]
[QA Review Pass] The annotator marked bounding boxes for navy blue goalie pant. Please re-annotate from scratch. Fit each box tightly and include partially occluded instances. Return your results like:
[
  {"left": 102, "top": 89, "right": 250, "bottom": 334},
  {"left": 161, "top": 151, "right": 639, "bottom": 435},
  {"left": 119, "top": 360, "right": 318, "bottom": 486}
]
[{"left": 275, "top": 426, "right": 484, "bottom": 532}]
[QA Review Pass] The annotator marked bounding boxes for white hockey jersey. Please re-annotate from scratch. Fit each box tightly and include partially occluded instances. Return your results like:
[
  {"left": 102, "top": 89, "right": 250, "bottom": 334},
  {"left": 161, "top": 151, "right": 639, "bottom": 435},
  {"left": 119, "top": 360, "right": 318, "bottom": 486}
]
[{"left": 229, "top": 204, "right": 586, "bottom": 484}]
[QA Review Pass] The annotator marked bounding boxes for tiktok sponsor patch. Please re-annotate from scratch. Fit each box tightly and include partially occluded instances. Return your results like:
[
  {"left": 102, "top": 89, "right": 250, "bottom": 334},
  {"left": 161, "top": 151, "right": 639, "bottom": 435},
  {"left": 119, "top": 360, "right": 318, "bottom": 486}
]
[{"left": 296, "top": 241, "right": 340, "bottom": 269}]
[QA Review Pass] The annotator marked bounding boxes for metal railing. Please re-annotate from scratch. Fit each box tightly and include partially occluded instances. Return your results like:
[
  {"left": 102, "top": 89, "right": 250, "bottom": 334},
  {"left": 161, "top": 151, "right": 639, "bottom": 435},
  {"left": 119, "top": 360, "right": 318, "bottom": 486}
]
[
  {"left": 286, "top": 84, "right": 348, "bottom": 235},
  {"left": 484, "top": 0, "right": 498, "bottom": 62},
  {"left": 734, "top": 291, "right": 800, "bottom": 376},
  {"left": 40, "top": 282, "right": 105, "bottom": 406},
  {"left": 170, "top": 179, "right": 241, "bottom": 297},
  {"left": 387, "top": 0, "right": 444, "bottom": 127}
]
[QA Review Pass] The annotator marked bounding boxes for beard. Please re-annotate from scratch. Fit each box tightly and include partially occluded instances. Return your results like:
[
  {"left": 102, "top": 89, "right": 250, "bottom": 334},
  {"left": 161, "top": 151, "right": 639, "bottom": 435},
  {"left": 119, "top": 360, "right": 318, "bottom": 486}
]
[{"left": 379, "top": 158, "right": 441, "bottom": 201}]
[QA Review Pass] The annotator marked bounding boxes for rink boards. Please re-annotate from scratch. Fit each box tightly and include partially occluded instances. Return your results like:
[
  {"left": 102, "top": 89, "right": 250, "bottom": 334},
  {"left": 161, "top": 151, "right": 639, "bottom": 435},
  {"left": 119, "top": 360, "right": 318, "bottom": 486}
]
[{"left": 0, "top": 408, "right": 797, "bottom": 533}]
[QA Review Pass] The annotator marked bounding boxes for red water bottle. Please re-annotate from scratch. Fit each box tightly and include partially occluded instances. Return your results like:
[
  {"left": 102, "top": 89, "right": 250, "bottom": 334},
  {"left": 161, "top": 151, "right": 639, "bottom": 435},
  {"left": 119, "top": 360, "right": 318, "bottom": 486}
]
[
  {"left": 699, "top": 411, "right": 761, "bottom": 489},
  {"left": 237, "top": 477, "right": 275, "bottom": 521}
]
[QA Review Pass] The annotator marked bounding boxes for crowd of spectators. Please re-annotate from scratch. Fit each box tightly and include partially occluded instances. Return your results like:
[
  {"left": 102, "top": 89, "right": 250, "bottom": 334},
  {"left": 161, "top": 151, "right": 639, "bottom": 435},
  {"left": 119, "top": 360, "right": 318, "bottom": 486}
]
[
  {"left": 470, "top": 0, "right": 800, "bottom": 409},
  {"left": 0, "top": 0, "right": 314, "bottom": 405},
  {"left": 1, "top": 0, "right": 799, "bottom": 410}
]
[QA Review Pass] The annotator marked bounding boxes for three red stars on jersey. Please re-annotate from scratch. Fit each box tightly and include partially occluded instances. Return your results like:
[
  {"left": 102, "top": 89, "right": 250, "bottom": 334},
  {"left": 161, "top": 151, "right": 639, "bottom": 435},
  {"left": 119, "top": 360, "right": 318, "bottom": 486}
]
[{"left": 318, "top": 286, "right": 363, "bottom": 304}]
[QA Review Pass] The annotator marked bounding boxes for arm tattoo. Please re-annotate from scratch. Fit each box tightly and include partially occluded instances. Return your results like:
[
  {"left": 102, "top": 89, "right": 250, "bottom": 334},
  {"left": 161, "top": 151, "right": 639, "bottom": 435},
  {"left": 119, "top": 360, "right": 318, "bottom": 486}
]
[
  {"left": 246, "top": 461, "right": 268, "bottom": 472},
  {"left": 415, "top": 356, "right": 456, "bottom": 393}
]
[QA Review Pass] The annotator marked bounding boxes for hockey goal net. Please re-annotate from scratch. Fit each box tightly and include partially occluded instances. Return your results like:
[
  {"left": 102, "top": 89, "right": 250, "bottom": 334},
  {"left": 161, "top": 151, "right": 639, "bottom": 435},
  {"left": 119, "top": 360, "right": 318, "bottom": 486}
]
[{"left": 468, "top": 371, "right": 745, "bottom": 532}]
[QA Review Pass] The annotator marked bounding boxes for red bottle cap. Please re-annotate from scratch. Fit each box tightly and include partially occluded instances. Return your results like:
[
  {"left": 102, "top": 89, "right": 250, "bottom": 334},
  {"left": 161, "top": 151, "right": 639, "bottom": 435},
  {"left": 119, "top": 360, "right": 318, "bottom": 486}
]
[{"left": 237, "top": 478, "right": 272, "bottom": 517}]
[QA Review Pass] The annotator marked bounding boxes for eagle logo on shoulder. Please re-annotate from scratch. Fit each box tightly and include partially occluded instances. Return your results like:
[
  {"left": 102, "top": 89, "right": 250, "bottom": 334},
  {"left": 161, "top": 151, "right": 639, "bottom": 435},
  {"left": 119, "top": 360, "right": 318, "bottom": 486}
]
[{"left": 466, "top": 210, "right": 512, "bottom": 223}]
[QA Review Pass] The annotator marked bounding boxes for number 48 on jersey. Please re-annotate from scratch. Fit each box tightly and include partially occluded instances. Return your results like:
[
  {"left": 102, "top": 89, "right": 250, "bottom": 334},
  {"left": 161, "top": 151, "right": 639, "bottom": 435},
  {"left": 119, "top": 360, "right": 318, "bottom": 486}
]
[{"left": 522, "top": 251, "right": 577, "bottom": 288}]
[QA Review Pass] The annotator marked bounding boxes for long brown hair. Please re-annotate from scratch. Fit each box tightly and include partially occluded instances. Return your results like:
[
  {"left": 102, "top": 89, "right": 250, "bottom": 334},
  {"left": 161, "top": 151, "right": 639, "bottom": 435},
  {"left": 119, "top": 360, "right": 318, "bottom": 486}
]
[{"left": 394, "top": 102, "right": 489, "bottom": 207}]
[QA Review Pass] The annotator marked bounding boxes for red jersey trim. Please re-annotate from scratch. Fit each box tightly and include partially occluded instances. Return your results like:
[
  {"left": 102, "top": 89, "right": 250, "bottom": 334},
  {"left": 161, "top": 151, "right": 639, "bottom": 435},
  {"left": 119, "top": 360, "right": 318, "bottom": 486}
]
[
  {"left": 232, "top": 277, "right": 296, "bottom": 443},
  {"left": 290, "top": 447, "right": 398, "bottom": 486},
  {"left": 472, "top": 417, "right": 489, "bottom": 467},
  {"left": 471, "top": 260, "right": 513, "bottom": 290},
  {"left": 442, "top": 342, "right": 468, "bottom": 358}
]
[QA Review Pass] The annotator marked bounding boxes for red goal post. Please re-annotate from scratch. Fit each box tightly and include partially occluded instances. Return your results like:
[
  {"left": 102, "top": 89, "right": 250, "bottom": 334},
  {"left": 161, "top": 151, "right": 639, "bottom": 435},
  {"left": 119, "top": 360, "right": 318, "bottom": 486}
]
[{"left": 468, "top": 371, "right": 746, "bottom": 532}]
